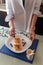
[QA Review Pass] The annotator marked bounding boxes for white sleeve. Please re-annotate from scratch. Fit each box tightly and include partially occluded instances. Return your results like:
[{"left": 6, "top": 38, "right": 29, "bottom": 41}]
[
  {"left": 5, "top": 0, "right": 14, "bottom": 22},
  {"left": 33, "top": 0, "right": 42, "bottom": 16}
]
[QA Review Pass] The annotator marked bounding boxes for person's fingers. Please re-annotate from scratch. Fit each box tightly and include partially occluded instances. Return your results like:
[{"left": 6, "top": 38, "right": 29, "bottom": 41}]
[
  {"left": 29, "top": 33, "right": 35, "bottom": 41},
  {"left": 10, "top": 32, "right": 15, "bottom": 37},
  {"left": 8, "top": 30, "right": 15, "bottom": 37},
  {"left": 9, "top": 33, "right": 15, "bottom": 37},
  {"left": 30, "top": 36, "right": 34, "bottom": 41},
  {"left": 30, "top": 35, "right": 33, "bottom": 41}
]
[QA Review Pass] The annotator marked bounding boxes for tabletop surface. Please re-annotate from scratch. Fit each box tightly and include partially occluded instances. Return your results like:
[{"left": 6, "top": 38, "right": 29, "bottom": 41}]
[{"left": 0, "top": 26, "right": 43, "bottom": 65}]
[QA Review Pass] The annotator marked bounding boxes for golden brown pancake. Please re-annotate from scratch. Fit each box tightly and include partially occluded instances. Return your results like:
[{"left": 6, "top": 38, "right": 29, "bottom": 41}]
[{"left": 13, "top": 36, "right": 22, "bottom": 51}]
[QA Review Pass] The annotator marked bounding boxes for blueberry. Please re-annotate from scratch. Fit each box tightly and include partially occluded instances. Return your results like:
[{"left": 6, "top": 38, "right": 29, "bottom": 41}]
[{"left": 10, "top": 43, "right": 13, "bottom": 47}]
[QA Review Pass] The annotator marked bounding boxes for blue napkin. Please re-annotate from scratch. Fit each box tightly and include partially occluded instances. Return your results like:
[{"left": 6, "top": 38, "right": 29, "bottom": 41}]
[{"left": 0, "top": 39, "right": 39, "bottom": 64}]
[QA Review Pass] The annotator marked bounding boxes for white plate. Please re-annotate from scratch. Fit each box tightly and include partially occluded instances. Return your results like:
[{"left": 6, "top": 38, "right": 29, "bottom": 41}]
[{"left": 5, "top": 34, "right": 32, "bottom": 53}]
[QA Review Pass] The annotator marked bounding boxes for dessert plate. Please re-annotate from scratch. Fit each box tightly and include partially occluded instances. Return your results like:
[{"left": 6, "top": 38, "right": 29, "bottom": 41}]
[{"left": 5, "top": 34, "right": 32, "bottom": 53}]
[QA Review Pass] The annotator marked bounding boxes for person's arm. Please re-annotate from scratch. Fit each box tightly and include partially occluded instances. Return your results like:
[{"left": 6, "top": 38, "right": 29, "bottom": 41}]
[
  {"left": 31, "top": 0, "right": 42, "bottom": 31},
  {"left": 30, "top": 0, "right": 42, "bottom": 41},
  {"left": 9, "top": 17, "right": 14, "bottom": 28},
  {"left": 5, "top": 0, "right": 15, "bottom": 37},
  {"left": 30, "top": 14, "right": 38, "bottom": 32},
  {"left": 8, "top": 18, "right": 15, "bottom": 37},
  {"left": 30, "top": 14, "right": 37, "bottom": 41}
]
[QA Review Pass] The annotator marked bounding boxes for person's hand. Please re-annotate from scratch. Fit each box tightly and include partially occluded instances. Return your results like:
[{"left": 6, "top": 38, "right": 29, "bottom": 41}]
[
  {"left": 29, "top": 29, "right": 35, "bottom": 41},
  {"left": 8, "top": 26, "right": 15, "bottom": 37}
]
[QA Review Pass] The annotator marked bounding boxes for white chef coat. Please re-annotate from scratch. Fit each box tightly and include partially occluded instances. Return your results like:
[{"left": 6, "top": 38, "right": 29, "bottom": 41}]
[{"left": 5, "top": 0, "right": 42, "bottom": 33}]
